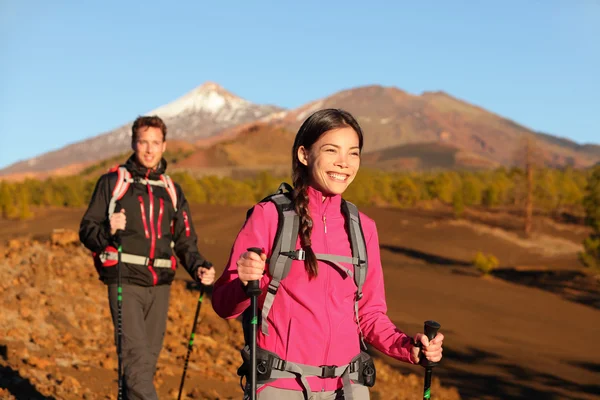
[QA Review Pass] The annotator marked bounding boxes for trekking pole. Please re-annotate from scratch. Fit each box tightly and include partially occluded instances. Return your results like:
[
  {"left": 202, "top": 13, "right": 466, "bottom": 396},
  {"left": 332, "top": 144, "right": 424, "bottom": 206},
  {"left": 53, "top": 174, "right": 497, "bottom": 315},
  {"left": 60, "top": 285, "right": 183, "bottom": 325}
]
[
  {"left": 115, "top": 231, "right": 124, "bottom": 400},
  {"left": 420, "top": 320, "right": 441, "bottom": 400},
  {"left": 177, "top": 261, "right": 212, "bottom": 400},
  {"left": 246, "top": 247, "right": 263, "bottom": 400}
]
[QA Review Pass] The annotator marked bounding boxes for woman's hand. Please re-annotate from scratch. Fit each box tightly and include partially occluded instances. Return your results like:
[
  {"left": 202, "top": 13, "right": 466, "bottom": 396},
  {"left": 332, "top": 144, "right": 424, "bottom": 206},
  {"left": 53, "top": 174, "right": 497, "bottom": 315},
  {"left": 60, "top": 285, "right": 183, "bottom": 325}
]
[
  {"left": 411, "top": 331, "right": 444, "bottom": 364},
  {"left": 236, "top": 250, "right": 267, "bottom": 285}
]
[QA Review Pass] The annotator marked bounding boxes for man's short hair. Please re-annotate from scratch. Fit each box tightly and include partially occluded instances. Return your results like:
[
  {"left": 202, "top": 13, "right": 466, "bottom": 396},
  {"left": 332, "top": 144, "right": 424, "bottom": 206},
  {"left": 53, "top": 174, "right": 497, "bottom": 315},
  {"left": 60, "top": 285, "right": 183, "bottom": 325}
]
[{"left": 132, "top": 115, "right": 167, "bottom": 143}]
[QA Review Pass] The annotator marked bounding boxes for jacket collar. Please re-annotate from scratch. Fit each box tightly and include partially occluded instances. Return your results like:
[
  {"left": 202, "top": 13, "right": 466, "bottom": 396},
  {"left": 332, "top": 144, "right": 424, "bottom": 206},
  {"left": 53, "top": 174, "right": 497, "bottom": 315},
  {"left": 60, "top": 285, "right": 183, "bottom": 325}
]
[
  {"left": 307, "top": 185, "right": 342, "bottom": 218},
  {"left": 124, "top": 154, "right": 167, "bottom": 179}
]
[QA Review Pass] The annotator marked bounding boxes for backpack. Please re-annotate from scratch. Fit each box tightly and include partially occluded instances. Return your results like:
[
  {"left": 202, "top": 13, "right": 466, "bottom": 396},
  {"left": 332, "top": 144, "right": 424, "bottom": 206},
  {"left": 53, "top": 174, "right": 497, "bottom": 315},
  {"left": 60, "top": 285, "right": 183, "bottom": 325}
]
[
  {"left": 237, "top": 183, "right": 376, "bottom": 395},
  {"left": 107, "top": 165, "right": 178, "bottom": 219},
  {"left": 243, "top": 182, "right": 369, "bottom": 344},
  {"left": 92, "top": 165, "right": 179, "bottom": 271}
]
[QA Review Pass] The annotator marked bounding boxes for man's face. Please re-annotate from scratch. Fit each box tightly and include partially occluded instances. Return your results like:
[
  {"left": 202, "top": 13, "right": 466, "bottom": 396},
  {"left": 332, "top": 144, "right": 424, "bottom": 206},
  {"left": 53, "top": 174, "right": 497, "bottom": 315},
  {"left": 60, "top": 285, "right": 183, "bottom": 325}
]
[{"left": 132, "top": 126, "right": 166, "bottom": 169}]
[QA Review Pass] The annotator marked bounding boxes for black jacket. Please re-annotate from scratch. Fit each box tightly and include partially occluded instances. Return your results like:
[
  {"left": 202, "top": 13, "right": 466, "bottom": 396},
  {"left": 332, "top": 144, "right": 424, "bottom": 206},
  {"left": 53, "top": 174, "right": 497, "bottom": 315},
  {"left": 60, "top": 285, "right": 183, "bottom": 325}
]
[{"left": 79, "top": 155, "right": 208, "bottom": 286}]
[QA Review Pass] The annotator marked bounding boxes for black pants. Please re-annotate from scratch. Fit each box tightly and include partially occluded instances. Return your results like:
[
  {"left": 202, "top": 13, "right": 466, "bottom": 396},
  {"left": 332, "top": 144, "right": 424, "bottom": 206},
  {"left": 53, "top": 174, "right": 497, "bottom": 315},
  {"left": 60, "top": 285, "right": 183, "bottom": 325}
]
[{"left": 108, "top": 283, "right": 171, "bottom": 400}]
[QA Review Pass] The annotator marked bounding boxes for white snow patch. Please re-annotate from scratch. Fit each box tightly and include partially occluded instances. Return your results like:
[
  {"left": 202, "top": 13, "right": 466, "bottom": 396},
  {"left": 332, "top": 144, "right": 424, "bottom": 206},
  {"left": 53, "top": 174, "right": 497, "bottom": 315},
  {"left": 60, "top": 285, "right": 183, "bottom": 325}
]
[{"left": 260, "top": 110, "right": 288, "bottom": 122}]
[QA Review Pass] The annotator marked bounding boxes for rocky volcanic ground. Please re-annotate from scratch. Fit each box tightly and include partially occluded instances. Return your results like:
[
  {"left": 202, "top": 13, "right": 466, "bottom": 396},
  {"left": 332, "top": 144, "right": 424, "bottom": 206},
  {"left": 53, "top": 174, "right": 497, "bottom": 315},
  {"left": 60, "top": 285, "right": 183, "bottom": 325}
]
[{"left": 0, "top": 231, "right": 460, "bottom": 400}]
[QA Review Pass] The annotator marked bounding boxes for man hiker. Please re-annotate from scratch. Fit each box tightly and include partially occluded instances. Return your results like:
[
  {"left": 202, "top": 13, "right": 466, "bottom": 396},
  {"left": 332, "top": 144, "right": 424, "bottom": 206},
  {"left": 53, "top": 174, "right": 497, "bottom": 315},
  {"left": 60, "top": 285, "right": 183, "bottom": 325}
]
[{"left": 79, "top": 115, "right": 216, "bottom": 400}]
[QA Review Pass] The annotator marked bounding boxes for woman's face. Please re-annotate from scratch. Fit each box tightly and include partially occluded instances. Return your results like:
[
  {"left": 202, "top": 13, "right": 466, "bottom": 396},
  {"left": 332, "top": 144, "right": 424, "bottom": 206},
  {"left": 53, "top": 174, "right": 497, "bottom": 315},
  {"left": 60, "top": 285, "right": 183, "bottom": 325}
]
[{"left": 297, "top": 126, "right": 361, "bottom": 196}]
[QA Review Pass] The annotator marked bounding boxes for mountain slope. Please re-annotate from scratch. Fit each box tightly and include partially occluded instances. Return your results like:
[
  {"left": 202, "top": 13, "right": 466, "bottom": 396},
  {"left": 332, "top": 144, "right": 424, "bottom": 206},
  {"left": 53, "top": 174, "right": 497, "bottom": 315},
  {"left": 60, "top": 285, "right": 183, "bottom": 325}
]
[
  {"left": 3, "top": 83, "right": 599, "bottom": 179},
  {"left": 0, "top": 82, "right": 282, "bottom": 176},
  {"left": 264, "top": 85, "right": 599, "bottom": 168}
]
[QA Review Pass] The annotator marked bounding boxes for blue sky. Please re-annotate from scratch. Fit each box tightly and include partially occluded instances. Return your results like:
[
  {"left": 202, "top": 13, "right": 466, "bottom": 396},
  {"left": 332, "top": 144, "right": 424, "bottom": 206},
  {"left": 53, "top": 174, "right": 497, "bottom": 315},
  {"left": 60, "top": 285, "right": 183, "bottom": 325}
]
[{"left": 1, "top": 0, "right": 598, "bottom": 169}]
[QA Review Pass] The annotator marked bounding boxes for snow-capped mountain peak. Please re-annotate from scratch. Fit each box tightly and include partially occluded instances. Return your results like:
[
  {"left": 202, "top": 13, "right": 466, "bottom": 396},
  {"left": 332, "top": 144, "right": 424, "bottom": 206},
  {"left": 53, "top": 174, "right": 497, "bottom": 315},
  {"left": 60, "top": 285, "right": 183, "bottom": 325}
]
[
  {"left": 147, "top": 81, "right": 250, "bottom": 120},
  {"left": 0, "top": 81, "right": 284, "bottom": 175}
]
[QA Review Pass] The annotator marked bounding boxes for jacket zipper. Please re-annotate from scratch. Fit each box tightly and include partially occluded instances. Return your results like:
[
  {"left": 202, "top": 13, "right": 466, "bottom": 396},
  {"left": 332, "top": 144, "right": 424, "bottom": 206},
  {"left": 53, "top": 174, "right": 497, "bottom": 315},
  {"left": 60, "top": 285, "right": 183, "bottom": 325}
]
[
  {"left": 322, "top": 198, "right": 331, "bottom": 392},
  {"left": 147, "top": 184, "right": 158, "bottom": 286}
]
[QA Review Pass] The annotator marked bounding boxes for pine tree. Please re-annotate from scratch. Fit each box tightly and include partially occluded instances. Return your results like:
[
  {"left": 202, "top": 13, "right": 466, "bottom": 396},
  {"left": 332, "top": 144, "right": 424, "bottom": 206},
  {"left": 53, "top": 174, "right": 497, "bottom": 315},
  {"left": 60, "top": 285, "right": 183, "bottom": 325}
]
[{"left": 0, "top": 182, "right": 17, "bottom": 219}]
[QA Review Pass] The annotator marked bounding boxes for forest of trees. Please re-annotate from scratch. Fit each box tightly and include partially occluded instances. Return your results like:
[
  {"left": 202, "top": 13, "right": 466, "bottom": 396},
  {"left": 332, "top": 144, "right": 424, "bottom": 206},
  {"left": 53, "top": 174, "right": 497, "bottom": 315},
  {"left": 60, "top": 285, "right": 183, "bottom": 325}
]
[
  {"left": 2, "top": 165, "right": 600, "bottom": 271},
  {"left": 580, "top": 166, "right": 600, "bottom": 271},
  {"left": 0, "top": 166, "right": 591, "bottom": 219}
]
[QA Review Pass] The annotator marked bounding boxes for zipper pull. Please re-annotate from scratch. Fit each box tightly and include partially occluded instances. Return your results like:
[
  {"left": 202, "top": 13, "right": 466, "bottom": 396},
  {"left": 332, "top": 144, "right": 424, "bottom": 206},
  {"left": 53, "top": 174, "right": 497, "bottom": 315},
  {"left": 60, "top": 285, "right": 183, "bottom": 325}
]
[{"left": 323, "top": 215, "right": 327, "bottom": 234}]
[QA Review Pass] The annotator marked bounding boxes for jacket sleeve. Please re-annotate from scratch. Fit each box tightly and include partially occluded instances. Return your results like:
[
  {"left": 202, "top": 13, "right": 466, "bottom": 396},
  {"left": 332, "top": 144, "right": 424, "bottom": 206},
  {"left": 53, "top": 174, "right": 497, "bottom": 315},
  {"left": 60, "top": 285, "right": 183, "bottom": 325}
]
[
  {"left": 172, "top": 184, "right": 210, "bottom": 281},
  {"left": 79, "top": 174, "right": 113, "bottom": 253},
  {"left": 357, "top": 218, "right": 415, "bottom": 364},
  {"left": 212, "top": 202, "right": 275, "bottom": 319}
]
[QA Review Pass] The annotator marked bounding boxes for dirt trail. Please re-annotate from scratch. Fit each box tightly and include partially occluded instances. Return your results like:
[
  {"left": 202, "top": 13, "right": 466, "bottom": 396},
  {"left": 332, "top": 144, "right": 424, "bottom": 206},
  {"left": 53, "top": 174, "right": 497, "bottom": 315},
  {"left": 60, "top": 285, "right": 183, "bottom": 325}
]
[{"left": 1, "top": 204, "right": 599, "bottom": 399}]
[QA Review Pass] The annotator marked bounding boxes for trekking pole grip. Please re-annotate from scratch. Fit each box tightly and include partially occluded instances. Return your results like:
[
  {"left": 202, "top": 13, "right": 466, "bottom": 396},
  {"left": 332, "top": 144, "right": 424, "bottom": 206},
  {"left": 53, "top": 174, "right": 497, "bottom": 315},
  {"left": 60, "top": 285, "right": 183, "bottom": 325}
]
[
  {"left": 246, "top": 247, "right": 263, "bottom": 297},
  {"left": 420, "top": 320, "right": 441, "bottom": 368},
  {"left": 420, "top": 320, "right": 440, "bottom": 400}
]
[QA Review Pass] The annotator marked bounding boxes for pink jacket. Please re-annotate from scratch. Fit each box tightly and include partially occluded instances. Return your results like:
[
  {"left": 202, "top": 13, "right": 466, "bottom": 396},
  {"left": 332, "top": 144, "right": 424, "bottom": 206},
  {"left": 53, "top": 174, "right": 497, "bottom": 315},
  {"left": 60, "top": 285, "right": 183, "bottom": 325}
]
[{"left": 212, "top": 186, "right": 414, "bottom": 392}]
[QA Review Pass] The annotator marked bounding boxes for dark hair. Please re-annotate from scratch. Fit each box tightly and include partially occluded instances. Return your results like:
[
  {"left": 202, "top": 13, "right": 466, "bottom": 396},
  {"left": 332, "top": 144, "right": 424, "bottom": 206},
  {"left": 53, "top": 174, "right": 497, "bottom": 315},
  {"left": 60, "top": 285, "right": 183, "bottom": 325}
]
[
  {"left": 291, "top": 108, "right": 364, "bottom": 279},
  {"left": 131, "top": 115, "right": 167, "bottom": 143}
]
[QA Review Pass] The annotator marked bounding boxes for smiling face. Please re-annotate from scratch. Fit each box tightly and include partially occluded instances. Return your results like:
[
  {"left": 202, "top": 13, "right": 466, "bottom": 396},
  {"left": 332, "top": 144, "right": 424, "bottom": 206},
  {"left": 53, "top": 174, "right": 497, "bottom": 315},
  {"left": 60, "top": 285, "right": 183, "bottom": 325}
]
[
  {"left": 297, "top": 126, "right": 361, "bottom": 196},
  {"left": 132, "top": 126, "right": 166, "bottom": 169}
]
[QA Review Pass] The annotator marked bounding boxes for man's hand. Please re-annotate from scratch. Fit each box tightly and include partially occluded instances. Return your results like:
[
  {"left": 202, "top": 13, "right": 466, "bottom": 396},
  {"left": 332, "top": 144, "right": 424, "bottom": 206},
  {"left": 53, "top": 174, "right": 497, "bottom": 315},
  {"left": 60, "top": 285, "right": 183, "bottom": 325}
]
[
  {"left": 197, "top": 266, "right": 216, "bottom": 286},
  {"left": 110, "top": 209, "right": 126, "bottom": 235}
]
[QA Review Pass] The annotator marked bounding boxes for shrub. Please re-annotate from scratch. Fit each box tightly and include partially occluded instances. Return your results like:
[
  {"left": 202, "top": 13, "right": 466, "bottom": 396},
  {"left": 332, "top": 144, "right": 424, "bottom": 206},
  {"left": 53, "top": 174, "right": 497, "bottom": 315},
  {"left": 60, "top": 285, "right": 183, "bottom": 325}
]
[{"left": 473, "top": 252, "right": 499, "bottom": 275}]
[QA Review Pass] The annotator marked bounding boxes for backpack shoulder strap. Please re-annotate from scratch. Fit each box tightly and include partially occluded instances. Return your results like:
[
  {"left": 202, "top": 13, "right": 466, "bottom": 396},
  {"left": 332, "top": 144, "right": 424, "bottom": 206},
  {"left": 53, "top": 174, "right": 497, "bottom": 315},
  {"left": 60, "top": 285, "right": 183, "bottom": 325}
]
[
  {"left": 342, "top": 199, "right": 368, "bottom": 298},
  {"left": 342, "top": 199, "right": 369, "bottom": 349},
  {"left": 108, "top": 166, "right": 132, "bottom": 218},
  {"left": 242, "top": 182, "right": 300, "bottom": 337},
  {"left": 260, "top": 184, "right": 299, "bottom": 336},
  {"left": 159, "top": 174, "right": 178, "bottom": 212}
]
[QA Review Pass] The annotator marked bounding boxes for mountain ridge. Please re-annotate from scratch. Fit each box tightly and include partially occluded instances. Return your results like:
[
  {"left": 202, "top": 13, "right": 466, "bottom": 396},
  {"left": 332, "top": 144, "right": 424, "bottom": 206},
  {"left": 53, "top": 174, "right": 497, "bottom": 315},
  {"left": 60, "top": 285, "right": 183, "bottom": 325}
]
[{"left": 2, "top": 82, "right": 599, "bottom": 180}]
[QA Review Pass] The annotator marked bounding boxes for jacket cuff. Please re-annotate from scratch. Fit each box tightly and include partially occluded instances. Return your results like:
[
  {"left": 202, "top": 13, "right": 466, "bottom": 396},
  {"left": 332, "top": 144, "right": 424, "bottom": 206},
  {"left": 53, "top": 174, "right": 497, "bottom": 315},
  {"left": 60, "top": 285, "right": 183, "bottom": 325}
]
[
  {"left": 102, "top": 220, "right": 114, "bottom": 246},
  {"left": 190, "top": 265, "right": 201, "bottom": 282}
]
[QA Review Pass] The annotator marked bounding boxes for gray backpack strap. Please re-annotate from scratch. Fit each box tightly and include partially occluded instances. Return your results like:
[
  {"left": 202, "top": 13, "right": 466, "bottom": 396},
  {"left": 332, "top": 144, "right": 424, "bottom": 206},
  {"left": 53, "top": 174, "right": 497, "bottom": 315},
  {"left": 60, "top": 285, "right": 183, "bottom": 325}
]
[
  {"left": 261, "top": 192, "right": 299, "bottom": 336},
  {"left": 258, "top": 349, "right": 362, "bottom": 400},
  {"left": 108, "top": 167, "right": 132, "bottom": 218},
  {"left": 343, "top": 200, "right": 368, "bottom": 297},
  {"left": 342, "top": 200, "right": 369, "bottom": 349},
  {"left": 314, "top": 254, "right": 356, "bottom": 277}
]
